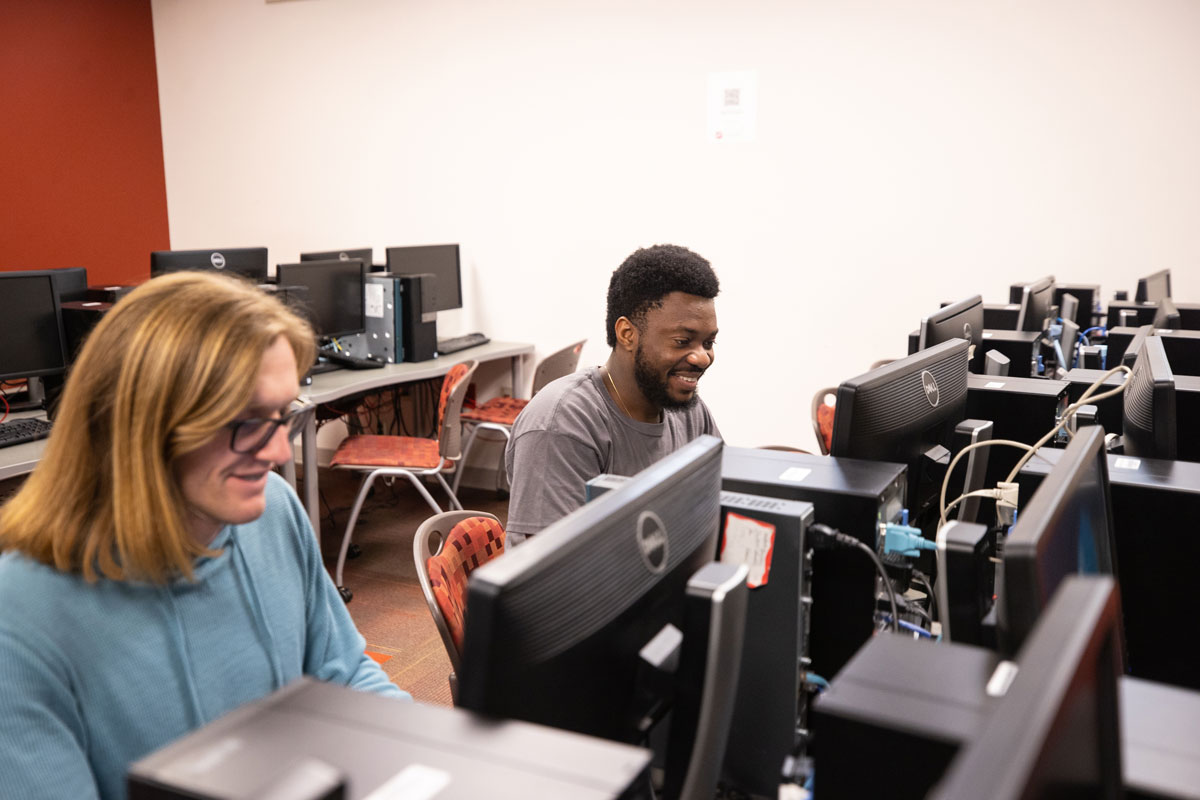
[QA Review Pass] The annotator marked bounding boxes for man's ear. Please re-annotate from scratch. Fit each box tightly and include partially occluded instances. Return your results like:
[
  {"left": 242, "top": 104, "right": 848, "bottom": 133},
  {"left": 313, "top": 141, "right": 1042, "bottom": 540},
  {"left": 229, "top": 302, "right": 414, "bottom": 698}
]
[{"left": 614, "top": 316, "right": 638, "bottom": 353}]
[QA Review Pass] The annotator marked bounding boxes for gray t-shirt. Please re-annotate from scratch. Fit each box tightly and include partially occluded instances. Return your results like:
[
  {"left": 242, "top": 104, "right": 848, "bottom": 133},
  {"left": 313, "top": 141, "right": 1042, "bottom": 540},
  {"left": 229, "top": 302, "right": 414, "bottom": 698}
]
[{"left": 504, "top": 366, "right": 721, "bottom": 539}]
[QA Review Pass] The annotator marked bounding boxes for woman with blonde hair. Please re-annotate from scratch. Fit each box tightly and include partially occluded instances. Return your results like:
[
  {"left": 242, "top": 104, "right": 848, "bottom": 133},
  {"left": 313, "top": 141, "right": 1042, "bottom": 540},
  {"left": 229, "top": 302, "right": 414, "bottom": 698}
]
[{"left": 0, "top": 271, "right": 408, "bottom": 800}]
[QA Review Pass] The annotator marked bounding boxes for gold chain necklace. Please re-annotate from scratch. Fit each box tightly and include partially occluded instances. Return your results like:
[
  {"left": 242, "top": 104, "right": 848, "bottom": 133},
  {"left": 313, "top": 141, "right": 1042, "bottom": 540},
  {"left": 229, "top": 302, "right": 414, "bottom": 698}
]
[{"left": 605, "top": 368, "right": 634, "bottom": 419}]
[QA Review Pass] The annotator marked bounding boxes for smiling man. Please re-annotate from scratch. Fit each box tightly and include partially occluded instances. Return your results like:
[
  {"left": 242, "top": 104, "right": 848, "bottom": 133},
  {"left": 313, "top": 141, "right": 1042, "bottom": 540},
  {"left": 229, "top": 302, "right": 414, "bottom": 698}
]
[
  {"left": 0, "top": 272, "right": 408, "bottom": 800},
  {"left": 504, "top": 244, "right": 721, "bottom": 543}
]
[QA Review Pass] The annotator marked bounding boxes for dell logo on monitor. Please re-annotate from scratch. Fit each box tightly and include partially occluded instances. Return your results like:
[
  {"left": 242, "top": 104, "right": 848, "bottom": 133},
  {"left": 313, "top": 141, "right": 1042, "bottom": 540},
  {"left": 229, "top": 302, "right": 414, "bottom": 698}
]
[
  {"left": 210, "top": 252, "right": 226, "bottom": 270},
  {"left": 338, "top": 252, "right": 350, "bottom": 260},
  {"left": 962, "top": 321, "right": 973, "bottom": 340},
  {"left": 636, "top": 511, "right": 669, "bottom": 574},
  {"left": 920, "top": 370, "right": 940, "bottom": 407}
]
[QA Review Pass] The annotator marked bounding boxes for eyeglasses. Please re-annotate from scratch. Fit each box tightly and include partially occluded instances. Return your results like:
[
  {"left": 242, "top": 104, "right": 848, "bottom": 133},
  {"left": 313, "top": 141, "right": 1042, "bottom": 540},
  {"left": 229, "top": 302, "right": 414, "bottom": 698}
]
[{"left": 226, "top": 401, "right": 312, "bottom": 455}]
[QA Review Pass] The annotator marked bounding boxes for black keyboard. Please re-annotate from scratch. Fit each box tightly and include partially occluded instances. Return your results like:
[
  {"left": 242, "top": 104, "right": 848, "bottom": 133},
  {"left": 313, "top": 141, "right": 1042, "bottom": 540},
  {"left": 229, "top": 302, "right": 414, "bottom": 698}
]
[
  {"left": 319, "top": 351, "right": 386, "bottom": 370},
  {"left": 437, "top": 332, "right": 490, "bottom": 355},
  {"left": 0, "top": 417, "right": 53, "bottom": 449}
]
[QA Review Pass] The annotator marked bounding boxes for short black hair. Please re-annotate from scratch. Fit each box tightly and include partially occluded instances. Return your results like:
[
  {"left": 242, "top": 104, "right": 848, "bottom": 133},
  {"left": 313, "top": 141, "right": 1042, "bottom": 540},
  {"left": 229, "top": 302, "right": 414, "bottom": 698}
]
[{"left": 605, "top": 244, "right": 719, "bottom": 348}]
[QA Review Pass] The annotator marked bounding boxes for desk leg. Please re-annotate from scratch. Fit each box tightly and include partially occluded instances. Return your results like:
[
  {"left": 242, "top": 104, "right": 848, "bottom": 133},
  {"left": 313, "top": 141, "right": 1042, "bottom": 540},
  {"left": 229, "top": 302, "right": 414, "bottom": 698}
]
[
  {"left": 302, "top": 415, "right": 320, "bottom": 539},
  {"left": 512, "top": 354, "right": 527, "bottom": 399},
  {"left": 281, "top": 448, "right": 297, "bottom": 490}
]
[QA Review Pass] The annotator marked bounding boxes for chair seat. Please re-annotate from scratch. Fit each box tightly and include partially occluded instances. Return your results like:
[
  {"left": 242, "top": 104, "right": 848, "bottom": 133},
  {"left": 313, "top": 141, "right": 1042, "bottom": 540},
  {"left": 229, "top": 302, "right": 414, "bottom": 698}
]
[
  {"left": 460, "top": 395, "right": 528, "bottom": 426},
  {"left": 331, "top": 434, "right": 443, "bottom": 470}
]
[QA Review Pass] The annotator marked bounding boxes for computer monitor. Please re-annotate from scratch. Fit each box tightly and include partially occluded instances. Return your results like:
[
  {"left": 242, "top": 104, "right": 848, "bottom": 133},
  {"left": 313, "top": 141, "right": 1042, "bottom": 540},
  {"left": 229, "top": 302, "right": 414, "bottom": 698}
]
[
  {"left": 47, "top": 267, "right": 89, "bottom": 302},
  {"left": 299, "top": 248, "right": 375, "bottom": 271},
  {"left": 150, "top": 247, "right": 269, "bottom": 283},
  {"left": 1122, "top": 334, "right": 1176, "bottom": 459},
  {"left": 1015, "top": 275, "right": 1056, "bottom": 333},
  {"left": 384, "top": 244, "right": 462, "bottom": 312},
  {"left": 0, "top": 270, "right": 70, "bottom": 387},
  {"left": 274, "top": 259, "right": 367, "bottom": 340},
  {"left": 458, "top": 435, "right": 742, "bottom": 799},
  {"left": 1135, "top": 268, "right": 1171, "bottom": 303},
  {"left": 919, "top": 295, "right": 984, "bottom": 372},
  {"left": 830, "top": 338, "right": 970, "bottom": 521},
  {"left": 930, "top": 575, "right": 1124, "bottom": 800},
  {"left": 1001, "top": 424, "right": 1117, "bottom": 655},
  {"left": 1153, "top": 296, "right": 1181, "bottom": 330}
]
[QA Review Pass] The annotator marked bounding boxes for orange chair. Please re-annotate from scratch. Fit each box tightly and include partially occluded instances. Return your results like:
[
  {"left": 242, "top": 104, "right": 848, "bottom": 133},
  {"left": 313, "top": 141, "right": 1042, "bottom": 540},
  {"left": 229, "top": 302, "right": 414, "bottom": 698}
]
[
  {"left": 413, "top": 510, "right": 506, "bottom": 703},
  {"left": 452, "top": 339, "right": 586, "bottom": 495},
  {"left": 329, "top": 360, "right": 478, "bottom": 602}
]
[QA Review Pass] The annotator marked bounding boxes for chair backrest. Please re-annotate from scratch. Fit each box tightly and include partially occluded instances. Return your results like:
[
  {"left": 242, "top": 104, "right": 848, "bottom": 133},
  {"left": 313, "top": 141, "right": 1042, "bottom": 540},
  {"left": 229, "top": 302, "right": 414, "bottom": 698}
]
[
  {"left": 413, "top": 510, "right": 506, "bottom": 674},
  {"left": 811, "top": 386, "right": 837, "bottom": 456},
  {"left": 530, "top": 338, "right": 587, "bottom": 396},
  {"left": 436, "top": 360, "right": 478, "bottom": 458}
]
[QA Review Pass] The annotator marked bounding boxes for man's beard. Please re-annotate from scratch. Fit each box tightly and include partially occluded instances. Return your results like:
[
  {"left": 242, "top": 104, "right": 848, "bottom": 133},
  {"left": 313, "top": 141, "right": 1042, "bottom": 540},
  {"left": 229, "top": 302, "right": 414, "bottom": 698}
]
[{"left": 633, "top": 344, "right": 701, "bottom": 411}]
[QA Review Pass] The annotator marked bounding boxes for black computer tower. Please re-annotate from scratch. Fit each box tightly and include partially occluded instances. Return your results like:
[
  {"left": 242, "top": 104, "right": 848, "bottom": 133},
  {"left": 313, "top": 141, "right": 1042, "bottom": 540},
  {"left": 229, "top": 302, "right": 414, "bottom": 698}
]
[
  {"left": 398, "top": 273, "right": 437, "bottom": 362},
  {"left": 965, "top": 373, "right": 1068, "bottom": 490},
  {"left": 720, "top": 448, "right": 906, "bottom": 682},
  {"left": 60, "top": 300, "right": 111, "bottom": 362}
]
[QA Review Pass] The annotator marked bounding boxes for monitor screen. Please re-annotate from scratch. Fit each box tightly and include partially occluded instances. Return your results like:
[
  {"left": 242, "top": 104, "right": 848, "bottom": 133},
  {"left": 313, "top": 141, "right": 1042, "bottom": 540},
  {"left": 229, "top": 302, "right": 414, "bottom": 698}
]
[
  {"left": 930, "top": 575, "right": 1124, "bottom": 800},
  {"left": 1016, "top": 275, "right": 1055, "bottom": 333},
  {"left": 274, "top": 259, "right": 366, "bottom": 340},
  {"left": 150, "top": 247, "right": 269, "bottom": 283},
  {"left": 919, "top": 295, "right": 983, "bottom": 373},
  {"left": 830, "top": 338, "right": 970, "bottom": 519},
  {"left": 0, "top": 270, "right": 69, "bottom": 383},
  {"left": 458, "top": 435, "right": 723, "bottom": 746},
  {"left": 1001, "top": 425, "right": 1116, "bottom": 655},
  {"left": 300, "top": 248, "right": 375, "bottom": 271},
  {"left": 1135, "top": 268, "right": 1171, "bottom": 304},
  {"left": 1122, "top": 334, "right": 1176, "bottom": 459},
  {"left": 384, "top": 244, "right": 462, "bottom": 312}
]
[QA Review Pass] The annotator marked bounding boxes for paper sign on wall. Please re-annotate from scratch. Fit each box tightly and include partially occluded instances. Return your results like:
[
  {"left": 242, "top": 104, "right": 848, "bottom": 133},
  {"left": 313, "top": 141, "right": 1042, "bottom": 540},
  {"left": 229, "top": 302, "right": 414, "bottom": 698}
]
[
  {"left": 720, "top": 512, "right": 776, "bottom": 588},
  {"left": 707, "top": 70, "right": 758, "bottom": 143}
]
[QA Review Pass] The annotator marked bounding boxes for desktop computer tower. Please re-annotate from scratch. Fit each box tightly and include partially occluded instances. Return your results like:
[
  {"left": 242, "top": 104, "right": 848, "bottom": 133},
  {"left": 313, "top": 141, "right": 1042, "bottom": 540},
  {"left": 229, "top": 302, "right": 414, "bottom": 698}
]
[
  {"left": 363, "top": 274, "right": 402, "bottom": 363},
  {"left": 60, "top": 300, "right": 111, "bottom": 361},
  {"left": 84, "top": 284, "right": 136, "bottom": 305},
  {"left": 398, "top": 273, "right": 437, "bottom": 362},
  {"left": 978, "top": 329, "right": 1039, "bottom": 377},
  {"left": 966, "top": 373, "right": 1068, "bottom": 491},
  {"left": 720, "top": 447, "right": 906, "bottom": 682}
]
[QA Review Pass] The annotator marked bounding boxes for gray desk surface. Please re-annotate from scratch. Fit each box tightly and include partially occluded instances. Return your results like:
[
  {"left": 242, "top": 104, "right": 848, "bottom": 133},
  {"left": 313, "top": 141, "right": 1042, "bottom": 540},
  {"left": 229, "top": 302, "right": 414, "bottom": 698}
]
[
  {"left": 297, "top": 339, "right": 534, "bottom": 537},
  {"left": 0, "top": 409, "right": 52, "bottom": 483}
]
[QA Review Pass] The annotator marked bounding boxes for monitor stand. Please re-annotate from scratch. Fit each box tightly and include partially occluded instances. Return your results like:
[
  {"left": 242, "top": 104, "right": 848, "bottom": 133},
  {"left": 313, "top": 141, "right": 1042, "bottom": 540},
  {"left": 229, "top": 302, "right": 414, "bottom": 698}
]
[{"left": 4, "top": 377, "right": 46, "bottom": 413}]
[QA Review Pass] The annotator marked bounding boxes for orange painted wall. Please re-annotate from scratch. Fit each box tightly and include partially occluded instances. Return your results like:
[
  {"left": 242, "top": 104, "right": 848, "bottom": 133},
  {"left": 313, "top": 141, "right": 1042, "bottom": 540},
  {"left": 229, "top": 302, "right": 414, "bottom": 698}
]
[{"left": 0, "top": 0, "right": 168, "bottom": 286}]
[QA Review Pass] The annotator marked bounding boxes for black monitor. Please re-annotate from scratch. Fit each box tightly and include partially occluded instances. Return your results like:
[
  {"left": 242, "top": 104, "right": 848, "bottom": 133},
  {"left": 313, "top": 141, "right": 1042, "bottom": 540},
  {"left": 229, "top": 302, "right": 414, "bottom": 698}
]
[
  {"left": 1135, "top": 268, "right": 1171, "bottom": 303},
  {"left": 1119, "top": 323, "right": 1153, "bottom": 369},
  {"left": 1015, "top": 275, "right": 1056, "bottom": 333},
  {"left": 1153, "top": 296, "right": 1181, "bottom": 330},
  {"left": 274, "top": 259, "right": 367, "bottom": 340},
  {"left": 458, "top": 435, "right": 743, "bottom": 799},
  {"left": 150, "top": 247, "right": 269, "bottom": 283},
  {"left": 1122, "top": 334, "right": 1176, "bottom": 459},
  {"left": 930, "top": 575, "right": 1124, "bottom": 800},
  {"left": 47, "top": 267, "right": 89, "bottom": 302},
  {"left": 0, "top": 270, "right": 70, "bottom": 387},
  {"left": 300, "top": 248, "right": 376, "bottom": 271},
  {"left": 385, "top": 244, "right": 462, "bottom": 312},
  {"left": 919, "top": 294, "right": 984, "bottom": 372},
  {"left": 1001, "top": 425, "right": 1117, "bottom": 655},
  {"left": 830, "top": 338, "right": 970, "bottom": 521}
]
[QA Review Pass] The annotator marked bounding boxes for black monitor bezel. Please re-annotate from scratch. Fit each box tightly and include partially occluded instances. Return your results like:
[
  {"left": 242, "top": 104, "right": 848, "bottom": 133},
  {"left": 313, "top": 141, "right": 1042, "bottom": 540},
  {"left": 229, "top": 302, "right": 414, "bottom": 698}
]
[
  {"left": 1135, "top": 269, "right": 1171, "bottom": 304},
  {"left": 299, "top": 248, "right": 375, "bottom": 271},
  {"left": 1122, "top": 335, "right": 1176, "bottom": 459},
  {"left": 0, "top": 269, "right": 71, "bottom": 383},
  {"left": 149, "top": 247, "right": 269, "bottom": 283},
  {"left": 274, "top": 258, "right": 367, "bottom": 340},
  {"left": 1015, "top": 275, "right": 1055, "bottom": 333},
  {"left": 920, "top": 294, "right": 984, "bottom": 372},
  {"left": 384, "top": 244, "right": 463, "bottom": 313}
]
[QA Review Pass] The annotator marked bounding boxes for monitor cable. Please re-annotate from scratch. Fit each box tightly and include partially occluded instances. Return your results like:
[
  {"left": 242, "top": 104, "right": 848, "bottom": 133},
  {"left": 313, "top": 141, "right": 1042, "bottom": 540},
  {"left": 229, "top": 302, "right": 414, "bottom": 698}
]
[{"left": 808, "top": 523, "right": 899, "bottom": 633}]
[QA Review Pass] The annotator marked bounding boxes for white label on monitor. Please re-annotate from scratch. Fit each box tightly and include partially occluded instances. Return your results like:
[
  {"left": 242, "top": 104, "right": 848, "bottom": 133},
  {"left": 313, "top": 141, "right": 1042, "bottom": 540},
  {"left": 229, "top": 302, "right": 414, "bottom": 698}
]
[
  {"left": 1113, "top": 457, "right": 1141, "bottom": 471},
  {"left": 364, "top": 283, "right": 384, "bottom": 318},
  {"left": 778, "top": 467, "right": 811, "bottom": 483},
  {"left": 982, "top": 332, "right": 994, "bottom": 339},
  {"left": 984, "top": 381, "right": 1006, "bottom": 389},
  {"left": 721, "top": 513, "right": 776, "bottom": 588},
  {"left": 364, "top": 764, "right": 451, "bottom": 800},
  {"left": 986, "top": 660, "right": 1020, "bottom": 697}
]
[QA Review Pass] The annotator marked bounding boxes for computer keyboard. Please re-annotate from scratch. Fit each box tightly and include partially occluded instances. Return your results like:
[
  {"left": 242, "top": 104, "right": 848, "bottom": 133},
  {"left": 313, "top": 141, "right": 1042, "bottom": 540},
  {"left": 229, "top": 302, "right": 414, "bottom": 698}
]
[
  {"left": 320, "top": 350, "right": 387, "bottom": 370},
  {"left": 0, "top": 417, "right": 53, "bottom": 449},
  {"left": 437, "top": 332, "right": 490, "bottom": 355}
]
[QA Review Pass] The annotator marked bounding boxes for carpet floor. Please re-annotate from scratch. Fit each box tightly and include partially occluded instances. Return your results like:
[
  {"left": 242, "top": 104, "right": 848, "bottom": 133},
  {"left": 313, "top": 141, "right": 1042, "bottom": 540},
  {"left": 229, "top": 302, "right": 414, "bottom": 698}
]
[{"left": 308, "top": 467, "right": 509, "bottom": 708}]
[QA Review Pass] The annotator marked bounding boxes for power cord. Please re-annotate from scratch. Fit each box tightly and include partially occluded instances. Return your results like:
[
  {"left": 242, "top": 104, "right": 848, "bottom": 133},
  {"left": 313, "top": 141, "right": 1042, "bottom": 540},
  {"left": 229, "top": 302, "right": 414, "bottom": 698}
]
[{"left": 809, "top": 523, "right": 899, "bottom": 633}]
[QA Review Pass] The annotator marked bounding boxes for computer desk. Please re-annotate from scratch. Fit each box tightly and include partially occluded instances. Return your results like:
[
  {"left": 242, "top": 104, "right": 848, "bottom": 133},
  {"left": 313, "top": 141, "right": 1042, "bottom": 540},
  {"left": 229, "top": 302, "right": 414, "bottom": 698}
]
[
  {"left": 0, "top": 409, "right": 51, "bottom": 482},
  {"left": 296, "top": 339, "right": 534, "bottom": 537}
]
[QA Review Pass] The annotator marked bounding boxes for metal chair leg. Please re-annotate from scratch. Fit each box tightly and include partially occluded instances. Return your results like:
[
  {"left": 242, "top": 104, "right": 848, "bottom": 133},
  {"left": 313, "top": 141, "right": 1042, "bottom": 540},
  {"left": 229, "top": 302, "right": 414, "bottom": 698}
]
[
  {"left": 401, "top": 472, "right": 445, "bottom": 516},
  {"left": 335, "top": 471, "right": 383, "bottom": 600},
  {"left": 451, "top": 422, "right": 481, "bottom": 495}
]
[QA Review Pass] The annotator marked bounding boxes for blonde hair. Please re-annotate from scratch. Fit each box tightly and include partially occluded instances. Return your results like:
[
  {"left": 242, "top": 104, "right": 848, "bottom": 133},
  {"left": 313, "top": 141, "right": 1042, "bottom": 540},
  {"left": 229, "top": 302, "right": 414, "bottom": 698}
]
[{"left": 0, "top": 271, "right": 316, "bottom": 584}]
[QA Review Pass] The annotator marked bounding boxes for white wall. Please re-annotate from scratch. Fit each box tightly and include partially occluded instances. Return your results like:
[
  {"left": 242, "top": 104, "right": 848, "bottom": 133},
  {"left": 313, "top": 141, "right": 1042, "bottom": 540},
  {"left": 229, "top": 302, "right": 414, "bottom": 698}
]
[{"left": 152, "top": 0, "right": 1200, "bottom": 452}]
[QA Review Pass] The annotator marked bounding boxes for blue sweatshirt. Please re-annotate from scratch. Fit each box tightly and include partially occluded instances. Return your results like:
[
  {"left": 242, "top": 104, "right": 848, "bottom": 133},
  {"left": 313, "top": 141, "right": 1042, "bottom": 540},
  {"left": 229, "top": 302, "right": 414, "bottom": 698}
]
[{"left": 0, "top": 472, "right": 409, "bottom": 800}]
